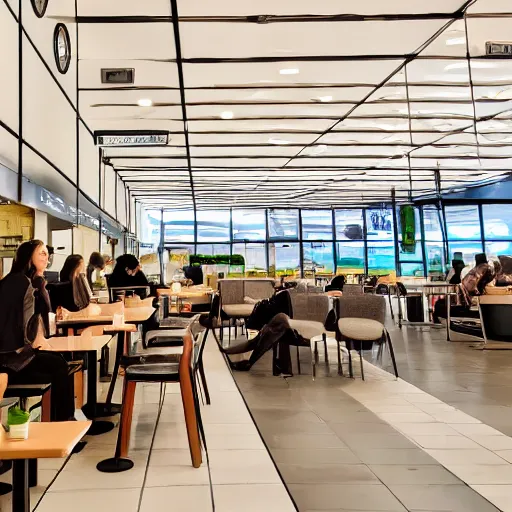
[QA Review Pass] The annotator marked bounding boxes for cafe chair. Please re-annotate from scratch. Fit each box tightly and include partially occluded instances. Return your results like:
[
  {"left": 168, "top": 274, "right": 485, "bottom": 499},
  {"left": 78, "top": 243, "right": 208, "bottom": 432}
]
[
  {"left": 478, "top": 295, "right": 512, "bottom": 349},
  {"left": 336, "top": 295, "right": 398, "bottom": 380},
  {"left": 97, "top": 328, "right": 207, "bottom": 473}
]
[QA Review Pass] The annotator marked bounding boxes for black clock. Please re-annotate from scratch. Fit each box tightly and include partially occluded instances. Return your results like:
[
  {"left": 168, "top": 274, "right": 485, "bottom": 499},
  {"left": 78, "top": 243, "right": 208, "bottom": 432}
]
[
  {"left": 31, "top": 0, "right": 48, "bottom": 18},
  {"left": 53, "top": 24, "right": 71, "bottom": 74}
]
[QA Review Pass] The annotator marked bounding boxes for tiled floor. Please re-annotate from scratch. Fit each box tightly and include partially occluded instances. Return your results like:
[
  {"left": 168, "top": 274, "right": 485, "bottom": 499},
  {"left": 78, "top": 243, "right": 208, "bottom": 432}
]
[
  {"left": 232, "top": 319, "right": 512, "bottom": 512},
  {"left": 0, "top": 334, "right": 296, "bottom": 512}
]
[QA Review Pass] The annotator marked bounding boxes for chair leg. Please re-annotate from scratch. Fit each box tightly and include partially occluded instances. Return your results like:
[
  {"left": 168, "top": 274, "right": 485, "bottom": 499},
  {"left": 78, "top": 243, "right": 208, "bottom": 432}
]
[
  {"left": 314, "top": 340, "right": 319, "bottom": 362},
  {"left": 198, "top": 362, "right": 211, "bottom": 405},
  {"left": 180, "top": 371, "right": 202, "bottom": 468},
  {"left": 322, "top": 333, "right": 329, "bottom": 366},
  {"left": 388, "top": 292, "right": 395, "bottom": 321},
  {"left": 347, "top": 342, "right": 354, "bottom": 378},
  {"left": 116, "top": 380, "right": 136, "bottom": 459},
  {"left": 386, "top": 330, "right": 399, "bottom": 379},
  {"left": 337, "top": 340, "right": 342, "bottom": 376},
  {"left": 296, "top": 345, "right": 301, "bottom": 375},
  {"left": 359, "top": 350, "right": 365, "bottom": 381}
]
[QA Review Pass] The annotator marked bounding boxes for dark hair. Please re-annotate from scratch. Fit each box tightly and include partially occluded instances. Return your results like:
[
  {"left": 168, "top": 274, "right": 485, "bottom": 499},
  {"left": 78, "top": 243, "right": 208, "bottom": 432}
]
[
  {"left": 114, "top": 254, "right": 140, "bottom": 274},
  {"left": 88, "top": 251, "right": 105, "bottom": 269},
  {"left": 10, "top": 240, "right": 44, "bottom": 278},
  {"left": 60, "top": 254, "right": 84, "bottom": 282}
]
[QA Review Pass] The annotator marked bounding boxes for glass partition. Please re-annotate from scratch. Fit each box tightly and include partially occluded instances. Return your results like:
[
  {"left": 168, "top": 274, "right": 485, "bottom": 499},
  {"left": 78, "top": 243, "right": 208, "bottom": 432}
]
[
  {"left": 336, "top": 242, "right": 365, "bottom": 275},
  {"left": 269, "top": 242, "right": 300, "bottom": 277},
  {"left": 163, "top": 210, "right": 195, "bottom": 242},
  {"left": 445, "top": 205, "right": 481, "bottom": 241},
  {"left": 483, "top": 204, "right": 512, "bottom": 240},
  {"left": 232, "top": 209, "right": 266, "bottom": 241},
  {"left": 301, "top": 210, "right": 332, "bottom": 241},
  {"left": 366, "top": 208, "right": 394, "bottom": 240},
  {"left": 303, "top": 242, "right": 334, "bottom": 274},
  {"left": 196, "top": 210, "right": 230, "bottom": 242},
  {"left": 232, "top": 243, "right": 267, "bottom": 276},
  {"left": 268, "top": 209, "right": 299, "bottom": 240},
  {"left": 335, "top": 209, "right": 364, "bottom": 240}
]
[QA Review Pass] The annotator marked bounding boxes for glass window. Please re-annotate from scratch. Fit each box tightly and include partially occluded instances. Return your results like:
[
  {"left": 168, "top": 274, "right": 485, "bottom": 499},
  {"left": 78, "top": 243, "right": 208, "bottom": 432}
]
[
  {"left": 426, "top": 242, "right": 446, "bottom": 277},
  {"left": 336, "top": 242, "right": 365, "bottom": 275},
  {"left": 301, "top": 210, "right": 333, "bottom": 240},
  {"left": 268, "top": 209, "right": 299, "bottom": 240},
  {"left": 196, "top": 210, "right": 230, "bottom": 242},
  {"left": 482, "top": 204, "right": 512, "bottom": 240},
  {"left": 423, "top": 206, "right": 443, "bottom": 241},
  {"left": 163, "top": 210, "right": 195, "bottom": 243},
  {"left": 195, "top": 244, "right": 230, "bottom": 256},
  {"left": 397, "top": 206, "right": 422, "bottom": 262},
  {"left": 448, "top": 241, "right": 483, "bottom": 265},
  {"left": 366, "top": 208, "right": 394, "bottom": 240},
  {"left": 269, "top": 242, "right": 300, "bottom": 277},
  {"left": 485, "top": 241, "right": 512, "bottom": 259},
  {"left": 445, "top": 205, "right": 481, "bottom": 240},
  {"left": 400, "top": 262, "right": 424, "bottom": 277},
  {"left": 303, "top": 242, "right": 334, "bottom": 274},
  {"left": 141, "top": 209, "right": 161, "bottom": 246},
  {"left": 335, "top": 210, "right": 364, "bottom": 240},
  {"left": 367, "top": 241, "right": 396, "bottom": 275},
  {"left": 232, "top": 209, "right": 266, "bottom": 241},
  {"left": 232, "top": 243, "right": 267, "bottom": 276}
]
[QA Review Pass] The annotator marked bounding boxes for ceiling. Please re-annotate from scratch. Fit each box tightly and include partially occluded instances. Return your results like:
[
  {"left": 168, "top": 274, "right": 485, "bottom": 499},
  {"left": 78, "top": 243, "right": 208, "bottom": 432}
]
[{"left": 75, "top": 0, "right": 512, "bottom": 209}]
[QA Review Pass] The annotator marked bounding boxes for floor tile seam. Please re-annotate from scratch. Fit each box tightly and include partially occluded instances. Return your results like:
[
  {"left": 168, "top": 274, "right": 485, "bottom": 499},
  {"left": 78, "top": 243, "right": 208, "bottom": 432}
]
[
  {"left": 211, "top": 334, "right": 299, "bottom": 511},
  {"left": 341, "top": 368, "right": 512, "bottom": 510}
]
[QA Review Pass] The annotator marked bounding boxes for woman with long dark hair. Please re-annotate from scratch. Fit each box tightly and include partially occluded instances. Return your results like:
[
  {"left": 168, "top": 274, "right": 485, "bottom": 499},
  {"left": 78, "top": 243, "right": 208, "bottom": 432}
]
[
  {"left": 0, "top": 240, "right": 75, "bottom": 421},
  {"left": 48, "top": 254, "right": 91, "bottom": 312}
]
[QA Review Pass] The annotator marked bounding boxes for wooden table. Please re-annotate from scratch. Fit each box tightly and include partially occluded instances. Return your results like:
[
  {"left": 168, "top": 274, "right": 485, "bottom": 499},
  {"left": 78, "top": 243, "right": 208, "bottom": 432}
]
[
  {"left": 0, "top": 421, "right": 91, "bottom": 512},
  {"left": 48, "top": 335, "right": 113, "bottom": 422},
  {"left": 157, "top": 289, "right": 213, "bottom": 316},
  {"left": 56, "top": 307, "right": 156, "bottom": 333}
]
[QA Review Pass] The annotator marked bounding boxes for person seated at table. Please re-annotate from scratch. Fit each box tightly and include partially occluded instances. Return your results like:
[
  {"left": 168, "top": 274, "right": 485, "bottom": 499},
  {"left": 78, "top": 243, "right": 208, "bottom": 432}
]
[
  {"left": 325, "top": 275, "right": 346, "bottom": 293},
  {"left": 48, "top": 254, "right": 92, "bottom": 313},
  {"left": 446, "top": 258, "right": 466, "bottom": 285},
  {"left": 107, "top": 254, "right": 150, "bottom": 300},
  {"left": 0, "top": 240, "right": 75, "bottom": 421},
  {"left": 86, "top": 252, "right": 105, "bottom": 289}
]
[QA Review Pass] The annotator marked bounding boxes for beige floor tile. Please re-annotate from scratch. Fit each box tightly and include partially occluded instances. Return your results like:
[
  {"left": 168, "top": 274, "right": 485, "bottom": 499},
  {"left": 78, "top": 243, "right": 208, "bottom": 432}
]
[
  {"left": 265, "top": 432, "right": 348, "bottom": 450},
  {"left": 408, "top": 434, "right": 483, "bottom": 450},
  {"left": 472, "top": 484, "right": 512, "bottom": 512},
  {"left": 209, "top": 449, "right": 280, "bottom": 484},
  {"left": 278, "top": 463, "right": 380, "bottom": 485},
  {"left": 426, "top": 448, "right": 509, "bottom": 466},
  {"left": 450, "top": 464, "right": 512, "bottom": 485},
  {"left": 429, "top": 410, "right": 481, "bottom": 424},
  {"left": 496, "top": 450, "right": 512, "bottom": 463},
  {"left": 351, "top": 448, "right": 438, "bottom": 465},
  {"left": 448, "top": 423, "right": 505, "bottom": 437},
  {"left": 36, "top": 489, "right": 141, "bottom": 512},
  {"left": 370, "top": 464, "right": 463, "bottom": 485},
  {"left": 140, "top": 485, "right": 212, "bottom": 512},
  {"left": 145, "top": 464, "right": 210, "bottom": 486},
  {"left": 471, "top": 435, "right": 512, "bottom": 451},
  {"left": 388, "top": 484, "right": 500, "bottom": 512},
  {"left": 213, "top": 484, "right": 295, "bottom": 512},
  {"left": 271, "top": 448, "right": 361, "bottom": 465},
  {"left": 378, "top": 412, "right": 437, "bottom": 424},
  {"left": 148, "top": 448, "right": 194, "bottom": 466}
]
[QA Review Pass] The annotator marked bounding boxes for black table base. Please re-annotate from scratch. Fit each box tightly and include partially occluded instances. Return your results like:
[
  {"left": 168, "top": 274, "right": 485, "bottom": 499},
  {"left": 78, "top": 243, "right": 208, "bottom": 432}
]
[
  {"left": 96, "top": 458, "right": 134, "bottom": 473},
  {"left": 12, "top": 459, "right": 29, "bottom": 512}
]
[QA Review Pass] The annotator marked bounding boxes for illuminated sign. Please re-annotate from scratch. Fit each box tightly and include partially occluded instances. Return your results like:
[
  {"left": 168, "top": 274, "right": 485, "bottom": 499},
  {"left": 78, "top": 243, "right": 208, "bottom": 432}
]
[{"left": 94, "top": 131, "right": 169, "bottom": 147}]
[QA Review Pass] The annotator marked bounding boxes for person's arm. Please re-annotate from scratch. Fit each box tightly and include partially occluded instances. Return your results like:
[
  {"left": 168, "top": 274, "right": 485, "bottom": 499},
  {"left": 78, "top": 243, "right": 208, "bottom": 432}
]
[{"left": 23, "top": 284, "right": 51, "bottom": 350}]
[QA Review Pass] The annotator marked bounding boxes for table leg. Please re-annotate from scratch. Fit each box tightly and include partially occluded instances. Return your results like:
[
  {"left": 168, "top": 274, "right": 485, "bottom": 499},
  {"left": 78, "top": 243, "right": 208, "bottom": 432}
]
[
  {"left": 81, "top": 350, "right": 115, "bottom": 435},
  {"left": 12, "top": 459, "right": 29, "bottom": 512}
]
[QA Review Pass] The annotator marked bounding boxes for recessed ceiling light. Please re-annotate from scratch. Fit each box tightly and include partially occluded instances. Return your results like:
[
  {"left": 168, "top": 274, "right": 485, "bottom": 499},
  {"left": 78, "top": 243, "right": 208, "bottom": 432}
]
[
  {"left": 268, "top": 138, "right": 291, "bottom": 145},
  {"left": 317, "top": 95, "right": 333, "bottom": 102},
  {"left": 137, "top": 98, "right": 153, "bottom": 107},
  {"left": 220, "top": 111, "right": 234, "bottom": 119},
  {"left": 279, "top": 68, "right": 299, "bottom": 75}
]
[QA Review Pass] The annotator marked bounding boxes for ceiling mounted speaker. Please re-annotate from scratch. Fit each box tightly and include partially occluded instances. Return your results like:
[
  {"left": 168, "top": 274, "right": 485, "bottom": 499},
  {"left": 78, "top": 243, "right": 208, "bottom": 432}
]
[{"left": 101, "top": 68, "right": 135, "bottom": 84}]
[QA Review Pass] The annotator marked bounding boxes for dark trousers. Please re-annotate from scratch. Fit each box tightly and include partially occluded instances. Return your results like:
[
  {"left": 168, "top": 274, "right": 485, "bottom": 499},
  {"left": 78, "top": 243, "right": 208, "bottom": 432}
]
[{"left": 3, "top": 351, "right": 75, "bottom": 422}]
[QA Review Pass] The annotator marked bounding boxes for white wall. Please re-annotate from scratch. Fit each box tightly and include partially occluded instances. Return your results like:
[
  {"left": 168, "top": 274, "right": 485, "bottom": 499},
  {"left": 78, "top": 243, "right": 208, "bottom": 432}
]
[{"left": 34, "top": 210, "right": 48, "bottom": 245}]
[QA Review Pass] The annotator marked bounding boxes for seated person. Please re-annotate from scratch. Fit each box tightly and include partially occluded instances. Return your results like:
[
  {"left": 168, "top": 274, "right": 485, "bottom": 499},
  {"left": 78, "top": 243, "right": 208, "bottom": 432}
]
[
  {"left": 0, "top": 240, "right": 75, "bottom": 421},
  {"left": 48, "top": 254, "right": 92, "bottom": 312},
  {"left": 86, "top": 252, "right": 105, "bottom": 289},
  {"left": 108, "top": 254, "right": 150, "bottom": 300},
  {"left": 325, "top": 275, "right": 346, "bottom": 292},
  {"left": 446, "top": 258, "right": 466, "bottom": 285},
  {"left": 495, "top": 255, "right": 512, "bottom": 286}
]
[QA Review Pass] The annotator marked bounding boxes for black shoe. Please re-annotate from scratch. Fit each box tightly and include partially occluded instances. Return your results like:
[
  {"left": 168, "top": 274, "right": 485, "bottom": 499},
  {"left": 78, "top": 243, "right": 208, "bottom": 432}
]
[
  {"left": 0, "top": 460, "right": 12, "bottom": 476},
  {"left": 232, "top": 360, "right": 252, "bottom": 371}
]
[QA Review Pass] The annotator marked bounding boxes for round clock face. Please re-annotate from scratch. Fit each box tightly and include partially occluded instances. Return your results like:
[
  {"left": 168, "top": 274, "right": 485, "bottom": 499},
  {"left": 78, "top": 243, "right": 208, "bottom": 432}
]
[
  {"left": 54, "top": 24, "right": 71, "bottom": 74},
  {"left": 31, "top": 0, "right": 48, "bottom": 17}
]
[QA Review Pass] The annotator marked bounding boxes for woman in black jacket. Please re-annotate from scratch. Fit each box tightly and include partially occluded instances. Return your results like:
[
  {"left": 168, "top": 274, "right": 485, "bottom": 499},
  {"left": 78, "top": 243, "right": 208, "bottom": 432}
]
[
  {"left": 0, "top": 240, "right": 75, "bottom": 421},
  {"left": 108, "top": 254, "right": 150, "bottom": 299},
  {"left": 48, "top": 254, "right": 91, "bottom": 312}
]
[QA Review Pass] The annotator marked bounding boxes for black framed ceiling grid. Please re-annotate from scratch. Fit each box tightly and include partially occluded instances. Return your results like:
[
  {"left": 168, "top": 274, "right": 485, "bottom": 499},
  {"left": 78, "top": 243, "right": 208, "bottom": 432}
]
[{"left": 75, "top": 0, "right": 512, "bottom": 210}]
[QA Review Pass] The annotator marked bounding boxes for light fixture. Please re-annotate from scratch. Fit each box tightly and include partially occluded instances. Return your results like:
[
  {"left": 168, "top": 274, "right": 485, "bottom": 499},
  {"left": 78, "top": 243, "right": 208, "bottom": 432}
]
[
  {"left": 279, "top": 68, "right": 299, "bottom": 75},
  {"left": 220, "top": 111, "right": 234, "bottom": 119},
  {"left": 137, "top": 98, "right": 153, "bottom": 107},
  {"left": 317, "top": 95, "right": 333, "bottom": 102},
  {"left": 268, "top": 138, "right": 291, "bottom": 145}
]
